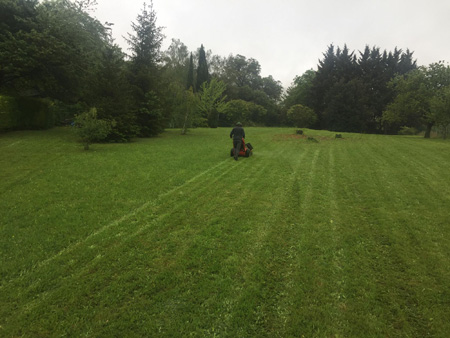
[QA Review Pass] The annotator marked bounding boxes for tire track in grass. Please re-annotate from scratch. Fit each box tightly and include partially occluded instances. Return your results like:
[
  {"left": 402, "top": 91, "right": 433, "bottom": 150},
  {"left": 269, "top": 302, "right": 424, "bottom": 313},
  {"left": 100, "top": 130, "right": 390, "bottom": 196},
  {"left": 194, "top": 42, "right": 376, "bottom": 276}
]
[
  {"left": 282, "top": 144, "right": 342, "bottom": 336},
  {"left": 1, "top": 158, "right": 231, "bottom": 288},
  {"left": 1, "top": 156, "right": 270, "bottom": 329},
  {"left": 121, "top": 154, "right": 273, "bottom": 242},
  {"left": 216, "top": 146, "right": 318, "bottom": 336},
  {"left": 325, "top": 143, "right": 348, "bottom": 334},
  {"left": 367, "top": 139, "right": 450, "bottom": 335},
  {"left": 114, "top": 152, "right": 278, "bottom": 336},
  {"left": 336, "top": 139, "right": 403, "bottom": 333},
  {"left": 2, "top": 154, "right": 273, "bottom": 324},
  {"left": 335, "top": 138, "right": 443, "bottom": 336},
  {"left": 198, "top": 145, "right": 311, "bottom": 336},
  {"left": 271, "top": 140, "right": 359, "bottom": 336}
]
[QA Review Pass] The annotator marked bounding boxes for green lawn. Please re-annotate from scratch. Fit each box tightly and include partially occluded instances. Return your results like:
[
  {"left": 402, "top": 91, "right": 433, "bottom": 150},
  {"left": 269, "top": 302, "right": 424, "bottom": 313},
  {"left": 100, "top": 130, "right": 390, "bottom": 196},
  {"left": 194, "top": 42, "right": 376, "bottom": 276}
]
[{"left": 1, "top": 127, "right": 450, "bottom": 337}]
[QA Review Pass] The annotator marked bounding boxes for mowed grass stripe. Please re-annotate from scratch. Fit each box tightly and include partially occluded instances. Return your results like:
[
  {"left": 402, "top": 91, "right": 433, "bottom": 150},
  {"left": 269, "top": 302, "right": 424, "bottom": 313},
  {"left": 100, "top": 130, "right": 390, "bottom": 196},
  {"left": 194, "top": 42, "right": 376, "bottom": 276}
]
[
  {"left": 2, "top": 141, "right": 281, "bottom": 335},
  {"left": 1, "top": 128, "right": 450, "bottom": 336},
  {"left": 1, "top": 130, "right": 232, "bottom": 280},
  {"left": 1, "top": 158, "right": 240, "bottom": 318},
  {"left": 272, "top": 142, "right": 346, "bottom": 336},
  {"left": 1, "top": 140, "right": 274, "bottom": 330},
  {"left": 1, "top": 157, "right": 231, "bottom": 287},
  {"left": 328, "top": 136, "right": 450, "bottom": 336},
  {"left": 213, "top": 146, "right": 313, "bottom": 336}
]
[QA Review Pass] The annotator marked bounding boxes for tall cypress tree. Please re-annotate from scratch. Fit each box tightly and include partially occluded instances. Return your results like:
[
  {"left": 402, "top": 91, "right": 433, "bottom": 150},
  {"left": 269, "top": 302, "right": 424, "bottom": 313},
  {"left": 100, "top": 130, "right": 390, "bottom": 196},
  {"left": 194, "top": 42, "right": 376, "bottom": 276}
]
[
  {"left": 186, "top": 52, "right": 194, "bottom": 90},
  {"left": 196, "top": 44, "right": 209, "bottom": 91}
]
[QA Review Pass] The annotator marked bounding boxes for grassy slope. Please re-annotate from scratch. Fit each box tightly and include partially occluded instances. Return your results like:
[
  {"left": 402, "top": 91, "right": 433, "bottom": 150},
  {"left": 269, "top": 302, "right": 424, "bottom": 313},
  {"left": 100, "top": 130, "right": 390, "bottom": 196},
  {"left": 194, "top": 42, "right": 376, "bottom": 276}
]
[{"left": 1, "top": 127, "right": 449, "bottom": 337}]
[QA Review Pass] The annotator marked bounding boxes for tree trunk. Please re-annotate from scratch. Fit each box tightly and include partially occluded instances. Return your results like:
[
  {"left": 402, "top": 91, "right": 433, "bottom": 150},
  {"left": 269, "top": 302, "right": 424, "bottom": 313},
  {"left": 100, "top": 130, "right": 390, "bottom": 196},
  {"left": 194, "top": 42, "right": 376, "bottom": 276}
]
[{"left": 424, "top": 122, "right": 434, "bottom": 138}]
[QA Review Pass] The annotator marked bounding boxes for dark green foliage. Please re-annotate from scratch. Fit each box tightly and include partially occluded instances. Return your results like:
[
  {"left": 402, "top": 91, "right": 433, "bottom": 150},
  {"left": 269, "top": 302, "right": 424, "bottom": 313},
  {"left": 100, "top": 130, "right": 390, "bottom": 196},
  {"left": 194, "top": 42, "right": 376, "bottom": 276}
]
[
  {"left": 397, "top": 127, "right": 418, "bottom": 135},
  {"left": 287, "top": 104, "right": 317, "bottom": 128},
  {"left": 5, "top": 0, "right": 446, "bottom": 136},
  {"left": 197, "top": 79, "right": 228, "bottom": 128},
  {"left": 262, "top": 75, "right": 283, "bottom": 102},
  {"left": 305, "top": 44, "right": 417, "bottom": 133},
  {"left": 283, "top": 70, "right": 316, "bottom": 111},
  {"left": 216, "top": 54, "right": 282, "bottom": 125},
  {"left": 74, "top": 108, "right": 113, "bottom": 150},
  {"left": 186, "top": 52, "right": 195, "bottom": 90},
  {"left": 196, "top": 44, "right": 209, "bottom": 90},
  {"left": 222, "top": 99, "right": 267, "bottom": 127},
  {"left": 323, "top": 78, "right": 370, "bottom": 132},
  {"left": 50, "top": 101, "right": 86, "bottom": 125},
  {"left": 135, "top": 91, "right": 165, "bottom": 137},
  {"left": 90, "top": 45, "right": 138, "bottom": 141},
  {"left": 383, "top": 62, "right": 450, "bottom": 138},
  {"left": 126, "top": 1, "right": 164, "bottom": 75},
  {"left": 0, "top": 95, "right": 53, "bottom": 130},
  {"left": 0, "top": 0, "right": 166, "bottom": 137},
  {"left": 126, "top": 1, "right": 165, "bottom": 137},
  {"left": 0, "top": 0, "right": 109, "bottom": 102},
  {"left": 0, "top": 96, "right": 17, "bottom": 130}
]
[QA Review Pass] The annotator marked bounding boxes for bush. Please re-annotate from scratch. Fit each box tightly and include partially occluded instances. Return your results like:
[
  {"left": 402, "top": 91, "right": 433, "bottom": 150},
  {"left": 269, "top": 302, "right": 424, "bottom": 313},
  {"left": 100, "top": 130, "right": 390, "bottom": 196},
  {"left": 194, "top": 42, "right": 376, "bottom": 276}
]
[
  {"left": 0, "top": 96, "right": 53, "bottom": 131},
  {"left": 74, "top": 108, "right": 114, "bottom": 150},
  {"left": 287, "top": 104, "right": 317, "bottom": 128},
  {"left": 223, "top": 99, "right": 267, "bottom": 127},
  {"left": 0, "top": 96, "right": 17, "bottom": 130},
  {"left": 398, "top": 126, "right": 418, "bottom": 135}
]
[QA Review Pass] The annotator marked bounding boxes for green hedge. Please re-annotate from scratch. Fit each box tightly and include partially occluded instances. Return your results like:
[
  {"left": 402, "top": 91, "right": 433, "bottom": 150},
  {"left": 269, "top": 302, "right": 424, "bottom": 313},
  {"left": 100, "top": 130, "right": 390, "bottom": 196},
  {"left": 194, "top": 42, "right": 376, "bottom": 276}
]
[{"left": 0, "top": 96, "right": 54, "bottom": 131}]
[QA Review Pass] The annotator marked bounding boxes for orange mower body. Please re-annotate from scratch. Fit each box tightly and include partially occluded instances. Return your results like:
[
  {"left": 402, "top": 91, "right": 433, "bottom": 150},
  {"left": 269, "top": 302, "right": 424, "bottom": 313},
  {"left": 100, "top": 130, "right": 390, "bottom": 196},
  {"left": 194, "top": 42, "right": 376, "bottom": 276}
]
[{"left": 230, "top": 138, "right": 253, "bottom": 157}]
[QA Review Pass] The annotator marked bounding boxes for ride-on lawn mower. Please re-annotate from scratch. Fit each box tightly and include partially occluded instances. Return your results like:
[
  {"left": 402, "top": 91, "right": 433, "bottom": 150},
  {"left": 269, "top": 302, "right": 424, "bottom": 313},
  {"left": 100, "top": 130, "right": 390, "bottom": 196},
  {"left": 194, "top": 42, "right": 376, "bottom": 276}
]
[{"left": 230, "top": 138, "right": 253, "bottom": 157}]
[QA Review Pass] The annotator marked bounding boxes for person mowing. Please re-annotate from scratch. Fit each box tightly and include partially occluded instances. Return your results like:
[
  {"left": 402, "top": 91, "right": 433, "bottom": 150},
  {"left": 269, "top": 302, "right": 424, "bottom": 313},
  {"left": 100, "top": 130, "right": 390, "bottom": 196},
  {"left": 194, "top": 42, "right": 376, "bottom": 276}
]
[{"left": 230, "top": 122, "right": 245, "bottom": 161}]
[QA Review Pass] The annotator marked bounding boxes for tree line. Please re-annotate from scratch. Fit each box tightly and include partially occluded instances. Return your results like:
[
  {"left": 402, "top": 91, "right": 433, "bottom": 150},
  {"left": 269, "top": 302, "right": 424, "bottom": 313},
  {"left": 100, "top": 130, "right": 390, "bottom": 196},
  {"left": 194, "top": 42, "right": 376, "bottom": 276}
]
[
  {"left": 1, "top": 0, "right": 449, "bottom": 139},
  {"left": 284, "top": 45, "right": 450, "bottom": 138}
]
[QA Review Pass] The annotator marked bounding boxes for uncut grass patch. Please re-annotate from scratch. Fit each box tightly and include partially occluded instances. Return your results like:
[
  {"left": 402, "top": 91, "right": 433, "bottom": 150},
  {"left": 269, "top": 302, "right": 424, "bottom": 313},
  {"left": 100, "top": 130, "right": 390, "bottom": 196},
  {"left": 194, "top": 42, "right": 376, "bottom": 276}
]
[{"left": 1, "top": 127, "right": 450, "bottom": 336}]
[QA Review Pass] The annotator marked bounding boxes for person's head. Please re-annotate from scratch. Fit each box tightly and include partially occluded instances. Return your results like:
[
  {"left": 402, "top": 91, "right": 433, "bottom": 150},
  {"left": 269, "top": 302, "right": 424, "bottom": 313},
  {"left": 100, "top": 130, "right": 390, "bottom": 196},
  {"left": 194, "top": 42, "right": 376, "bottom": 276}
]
[{"left": 236, "top": 122, "right": 242, "bottom": 127}]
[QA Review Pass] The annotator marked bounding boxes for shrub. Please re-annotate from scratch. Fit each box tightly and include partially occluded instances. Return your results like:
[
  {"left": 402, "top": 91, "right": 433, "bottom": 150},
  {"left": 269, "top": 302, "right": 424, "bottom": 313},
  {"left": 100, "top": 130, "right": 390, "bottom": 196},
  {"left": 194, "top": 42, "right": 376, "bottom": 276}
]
[
  {"left": 398, "top": 126, "right": 418, "bottom": 135},
  {"left": 0, "top": 96, "right": 53, "bottom": 131},
  {"left": 287, "top": 104, "right": 317, "bottom": 128},
  {"left": 74, "top": 108, "right": 114, "bottom": 150}
]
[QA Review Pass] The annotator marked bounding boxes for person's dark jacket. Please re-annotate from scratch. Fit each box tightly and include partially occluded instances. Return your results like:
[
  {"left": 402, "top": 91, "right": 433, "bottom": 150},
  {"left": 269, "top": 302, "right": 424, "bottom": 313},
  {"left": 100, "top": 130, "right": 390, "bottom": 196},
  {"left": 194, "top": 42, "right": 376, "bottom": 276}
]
[{"left": 230, "top": 126, "right": 245, "bottom": 141}]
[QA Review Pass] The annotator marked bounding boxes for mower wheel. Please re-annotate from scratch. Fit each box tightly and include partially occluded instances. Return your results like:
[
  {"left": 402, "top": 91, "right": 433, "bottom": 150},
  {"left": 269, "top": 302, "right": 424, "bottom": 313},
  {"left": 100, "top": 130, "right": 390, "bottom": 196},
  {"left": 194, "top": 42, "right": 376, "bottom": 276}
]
[{"left": 245, "top": 149, "right": 251, "bottom": 157}]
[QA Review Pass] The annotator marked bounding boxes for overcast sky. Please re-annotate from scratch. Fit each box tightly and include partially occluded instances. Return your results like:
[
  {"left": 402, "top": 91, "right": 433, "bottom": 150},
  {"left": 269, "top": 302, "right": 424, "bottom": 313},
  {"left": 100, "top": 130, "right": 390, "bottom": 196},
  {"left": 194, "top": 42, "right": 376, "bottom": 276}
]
[{"left": 92, "top": 0, "right": 450, "bottom": 89}]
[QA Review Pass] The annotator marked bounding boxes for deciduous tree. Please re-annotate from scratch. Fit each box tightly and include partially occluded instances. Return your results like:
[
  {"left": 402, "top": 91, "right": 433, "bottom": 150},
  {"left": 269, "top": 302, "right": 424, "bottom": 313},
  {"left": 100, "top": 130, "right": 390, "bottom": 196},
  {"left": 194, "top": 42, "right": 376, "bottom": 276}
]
[
  {"left": 287, "top": 104, "right": 317, "bottom": 128},
  {"left": 197, "top": 78, "right": 228, "bottom": 128},
  {"left": 74, "top": 108, "right": 114, "bottom": 150},
  {"left": 383, "top": 62, "right": 450, "bottom": 138}
]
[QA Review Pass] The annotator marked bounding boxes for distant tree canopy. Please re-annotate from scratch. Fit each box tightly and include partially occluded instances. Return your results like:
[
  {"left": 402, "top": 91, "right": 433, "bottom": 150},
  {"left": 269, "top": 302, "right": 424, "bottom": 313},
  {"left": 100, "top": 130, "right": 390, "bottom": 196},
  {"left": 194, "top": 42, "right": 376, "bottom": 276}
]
[
  {"left": 284, "top": 44, "right": 417, "bottom": 133},
  {"left": 1, "top": 1, "right": 449, "bottom": 139},
  {"left": 383, "top": 62, "right": 450, "bottom": 138}
]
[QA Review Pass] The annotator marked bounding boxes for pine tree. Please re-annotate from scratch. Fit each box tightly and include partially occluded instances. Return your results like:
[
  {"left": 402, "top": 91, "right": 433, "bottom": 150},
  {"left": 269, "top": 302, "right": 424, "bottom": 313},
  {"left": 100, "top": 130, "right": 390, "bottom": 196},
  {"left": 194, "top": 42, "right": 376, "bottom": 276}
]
[
  {"left": 126, "top": 1, "right": 165, "bottom": 136},
  {"left": 196, "top": 44, "right": 209, "bottom": 90},
  {"left": 126, "top": 1, "right": 164, "bottom": 99}
]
